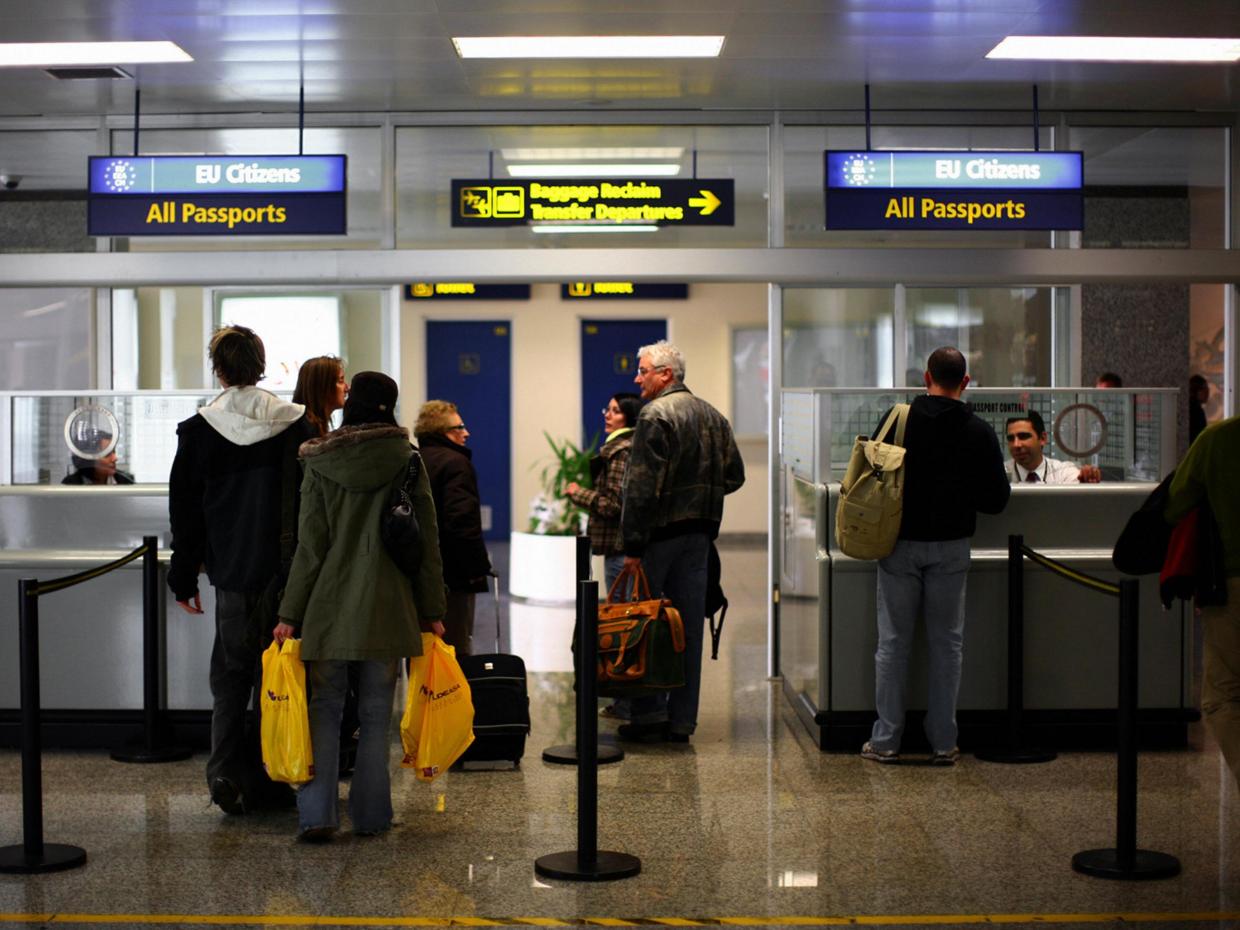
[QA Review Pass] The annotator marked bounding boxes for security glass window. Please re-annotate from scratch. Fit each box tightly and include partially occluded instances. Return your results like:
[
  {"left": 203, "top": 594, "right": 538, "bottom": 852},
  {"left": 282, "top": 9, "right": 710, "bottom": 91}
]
[
  {"left": 783, "top": 289, "right": 896, "bottom": 387},
  {"left": 906, "top": 287, "right": 1053, "bottom": 388}
]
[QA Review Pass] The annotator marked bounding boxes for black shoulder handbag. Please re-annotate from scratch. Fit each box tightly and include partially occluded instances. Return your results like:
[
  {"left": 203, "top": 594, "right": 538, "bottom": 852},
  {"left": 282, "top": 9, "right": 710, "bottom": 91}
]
[{"left": 381, "top": 451, "right": 423, "bottom": 578}]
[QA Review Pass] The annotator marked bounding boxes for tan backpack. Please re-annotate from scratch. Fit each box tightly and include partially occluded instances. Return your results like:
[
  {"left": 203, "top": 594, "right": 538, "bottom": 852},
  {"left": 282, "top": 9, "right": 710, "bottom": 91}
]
[{"left": 835, "top": 404, "right": 910, "bottom": 560}]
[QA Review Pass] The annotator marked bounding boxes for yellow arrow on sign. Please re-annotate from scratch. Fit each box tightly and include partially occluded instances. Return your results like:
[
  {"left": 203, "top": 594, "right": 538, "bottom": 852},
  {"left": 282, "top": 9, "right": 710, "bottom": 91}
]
[{"left": 688, "top": 189, "right": 722, "bottom": 216}]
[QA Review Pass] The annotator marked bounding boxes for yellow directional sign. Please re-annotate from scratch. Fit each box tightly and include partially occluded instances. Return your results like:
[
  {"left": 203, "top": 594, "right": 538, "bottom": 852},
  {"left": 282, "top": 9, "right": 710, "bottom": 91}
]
[
  {"left": 688, "top": 189, "right": 722, "bottom": 216},
  {"left": 451, "top": 178, "right": 734, "bottom": 227}
]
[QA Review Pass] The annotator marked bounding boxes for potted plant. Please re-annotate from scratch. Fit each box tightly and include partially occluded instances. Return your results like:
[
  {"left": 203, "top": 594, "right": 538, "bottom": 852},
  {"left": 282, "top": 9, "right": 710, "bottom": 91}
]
[{"left": 510, "top": 432, "right": 599, "bottom": 601}]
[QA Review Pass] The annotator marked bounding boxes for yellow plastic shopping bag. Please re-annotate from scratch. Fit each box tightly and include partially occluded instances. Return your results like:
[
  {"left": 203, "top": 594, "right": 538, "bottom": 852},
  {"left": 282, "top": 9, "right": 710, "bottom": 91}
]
[
  {"left": 400, "top": 633, "right": 475, "bottom": 782},
  {"left": 260, "top": 638, "right": 313, "bottom": 785}
]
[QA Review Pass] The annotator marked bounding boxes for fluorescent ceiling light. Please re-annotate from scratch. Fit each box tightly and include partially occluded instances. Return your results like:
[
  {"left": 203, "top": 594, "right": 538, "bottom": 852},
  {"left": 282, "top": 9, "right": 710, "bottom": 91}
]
[
  {"left": 508, "top": 163, "right": 681, "bottom": 177},
  {"left": 0, "top": 41, "right": 192, "bottom": 67},
  {"left": 987, "top": 36, "right": 1240, "bottom": 62},
  {"left": 502, "top": 147, "right": 684, "bottom": 161},
  {"left": 531, "top": 224, "right": 659, "bottom": 234},
  {"left": 453, "top": 36, "right": 724, "bottom": 59}
]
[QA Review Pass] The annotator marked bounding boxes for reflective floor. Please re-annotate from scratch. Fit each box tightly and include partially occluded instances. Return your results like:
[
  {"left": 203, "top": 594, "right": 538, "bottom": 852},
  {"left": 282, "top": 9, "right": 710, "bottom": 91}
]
[{"left": 2, "top": 544, "right": 1239, "bottom": 930}]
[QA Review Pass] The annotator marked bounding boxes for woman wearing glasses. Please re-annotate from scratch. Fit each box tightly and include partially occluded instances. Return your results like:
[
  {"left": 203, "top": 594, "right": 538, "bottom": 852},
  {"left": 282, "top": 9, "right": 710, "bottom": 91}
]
[
  {"left": 565, "top": 392, "right": 642, "bottom": 720},
  {"left": 415, "top": 400, "right": 492, "bottom": 656},
  {"left": 564, "top": 392, "right": 643, "bottom": 597}
]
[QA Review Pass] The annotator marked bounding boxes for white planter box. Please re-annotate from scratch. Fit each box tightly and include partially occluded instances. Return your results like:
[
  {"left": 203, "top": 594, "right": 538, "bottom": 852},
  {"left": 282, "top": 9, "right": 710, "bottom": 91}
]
[{"left": 508, "top": 531, "right": 579, "bottom": 602}]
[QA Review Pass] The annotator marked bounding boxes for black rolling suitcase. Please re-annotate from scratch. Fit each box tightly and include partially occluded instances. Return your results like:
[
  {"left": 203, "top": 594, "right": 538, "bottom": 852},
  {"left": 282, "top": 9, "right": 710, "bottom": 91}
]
[{"left": 456, "top": 573, "right": 530, "bottom": 767}]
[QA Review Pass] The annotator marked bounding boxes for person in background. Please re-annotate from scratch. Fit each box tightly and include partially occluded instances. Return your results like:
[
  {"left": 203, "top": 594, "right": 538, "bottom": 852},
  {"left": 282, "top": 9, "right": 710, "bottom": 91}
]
[
  {"left": 565, "top": 391, "right": 643, "bottom": 723},
  {"left": 62, "top": 430, "right": 134, "bottom": 485},
  {"left": 1189, "top": 374, "right": 1210, "bottom": 445},
  {"left": 293, "top": 354, "right": 359, "bottom": 774},
  {"left": 274, "top": 372, "right": 446, "bottom": 841},
  {"left": 1004, "top": 411, "right": 1101, "bottom": 483},
  {"left": 168, "top": 325, "right": 314, "bottom": 815},
  {"left": 415, "top": 401, "right": 492, "bottom": 656},
  {"left": 617, "top": 340, "right": 745, "bottom": 744},
  {"left": 565, "top": 392, "right": 643, "bottom": 595},
  {"left": 861, "top": 347, "right": 1010, "bottom": 767},
  {"left": 1165, "top": 413, "right": 1240, "bottom": 790},
  {"left": 1095, "top": 372, "right": 1124, "bottom": 388},
  {"left": 293, "top": 355, "right": 348, "bottom": 438}
]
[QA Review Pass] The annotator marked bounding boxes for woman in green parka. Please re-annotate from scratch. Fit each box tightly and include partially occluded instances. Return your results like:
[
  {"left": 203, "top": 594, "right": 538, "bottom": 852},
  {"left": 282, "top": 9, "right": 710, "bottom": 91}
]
[{"left": 274, "top": 371, "right": 446, "bottom": 842}]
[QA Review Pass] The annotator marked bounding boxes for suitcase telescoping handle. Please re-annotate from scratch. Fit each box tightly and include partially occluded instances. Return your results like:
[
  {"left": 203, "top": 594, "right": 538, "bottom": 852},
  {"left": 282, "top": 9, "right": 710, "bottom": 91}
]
[{"left": 488, "top": 569, "right": 502, "bottom": 652}]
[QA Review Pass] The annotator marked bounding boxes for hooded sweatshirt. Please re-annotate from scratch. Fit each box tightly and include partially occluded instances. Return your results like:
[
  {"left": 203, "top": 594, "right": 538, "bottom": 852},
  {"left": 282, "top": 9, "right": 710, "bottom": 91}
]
[
  {"left": 876, "top": 394, "right": 1010, "bottom": 542},
  {"left": 168, "top": 386, "right": 310, "bottom": 600}
]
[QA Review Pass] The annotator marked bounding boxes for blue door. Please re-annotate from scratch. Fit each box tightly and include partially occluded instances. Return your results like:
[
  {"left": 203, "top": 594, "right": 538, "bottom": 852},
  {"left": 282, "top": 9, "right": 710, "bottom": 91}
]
[
  {"left": 580, "top": 319, "right": 667, "bottom": 448},
  {"left": 425, "top": 321, "right": 511, "bottom": 540}
]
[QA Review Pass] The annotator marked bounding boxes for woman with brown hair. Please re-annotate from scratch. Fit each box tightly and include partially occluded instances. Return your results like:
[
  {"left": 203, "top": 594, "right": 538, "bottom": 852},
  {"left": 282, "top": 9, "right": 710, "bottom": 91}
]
[{"left": 293, "top": 355, "right": 348, "bottom": 437}]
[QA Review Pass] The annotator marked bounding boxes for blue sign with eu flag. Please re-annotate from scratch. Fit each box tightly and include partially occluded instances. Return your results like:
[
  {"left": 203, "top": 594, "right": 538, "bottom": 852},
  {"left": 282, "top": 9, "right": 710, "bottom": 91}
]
[
  {"left": 88, "top": 155, "right": 347, "bottom": 236},
  {"left": 824, "top": 150, "right": 1083, "bottom": 231}
]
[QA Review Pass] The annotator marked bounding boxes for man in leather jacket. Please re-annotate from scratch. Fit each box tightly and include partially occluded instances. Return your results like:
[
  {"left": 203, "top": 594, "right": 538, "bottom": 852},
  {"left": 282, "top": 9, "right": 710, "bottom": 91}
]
[{"left": 616, "top": 340, "right": 745, "bottom": 744}]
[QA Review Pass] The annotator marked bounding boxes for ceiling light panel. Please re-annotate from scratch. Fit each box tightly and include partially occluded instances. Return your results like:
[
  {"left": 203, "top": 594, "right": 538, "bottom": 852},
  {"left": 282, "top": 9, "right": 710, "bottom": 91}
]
[
  {"left": 508, "top": 163, "right": 681, "bottom": 177},
  {"left": 501, "top": 147, "right": 684, "bottom": 161},
  {"left": 0, "top": 41, "right": 193, "bottom": 67},
  {"left": 987, "top": 36, "right": 1240, "bottom": 63},
  {"left": 453, "top": 36, "right": 725, "bottom": 59}
]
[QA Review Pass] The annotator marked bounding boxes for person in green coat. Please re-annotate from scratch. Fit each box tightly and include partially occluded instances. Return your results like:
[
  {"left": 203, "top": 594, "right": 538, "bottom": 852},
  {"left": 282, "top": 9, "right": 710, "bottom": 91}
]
[
  {"left": 1166, "top": 415, "right": 1240, "bottom": 790},
  {"left": 274, "top": 371, "right": 446, "bottom": 841}
]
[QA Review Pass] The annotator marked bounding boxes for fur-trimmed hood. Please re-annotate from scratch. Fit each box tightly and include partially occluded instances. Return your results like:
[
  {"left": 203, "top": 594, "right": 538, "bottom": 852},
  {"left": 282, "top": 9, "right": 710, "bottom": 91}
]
[{"left": 299, "top": 424, "right": 413, "bottom": 493}]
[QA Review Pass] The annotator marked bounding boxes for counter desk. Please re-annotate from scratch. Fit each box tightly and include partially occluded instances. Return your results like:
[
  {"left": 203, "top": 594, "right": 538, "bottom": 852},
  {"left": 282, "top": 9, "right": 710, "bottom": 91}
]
[
  {"left": 0, "top": 485, "right": 215, "bottom": 748},
  {"left": 780, "top": 482, "right": 1194, "bottom": 752}
]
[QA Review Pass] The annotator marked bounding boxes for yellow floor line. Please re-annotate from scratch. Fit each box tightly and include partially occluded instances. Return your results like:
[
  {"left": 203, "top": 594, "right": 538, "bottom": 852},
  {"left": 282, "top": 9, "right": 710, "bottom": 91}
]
[{"left": 4, "top": 914, "right": 1240, "bottom": 928}]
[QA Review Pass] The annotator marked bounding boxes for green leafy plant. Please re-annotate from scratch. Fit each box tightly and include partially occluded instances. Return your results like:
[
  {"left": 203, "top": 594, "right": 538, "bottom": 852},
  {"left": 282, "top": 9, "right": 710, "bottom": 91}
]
[{"left": 527, "top": 431, "right": 599, "bottom": 534}]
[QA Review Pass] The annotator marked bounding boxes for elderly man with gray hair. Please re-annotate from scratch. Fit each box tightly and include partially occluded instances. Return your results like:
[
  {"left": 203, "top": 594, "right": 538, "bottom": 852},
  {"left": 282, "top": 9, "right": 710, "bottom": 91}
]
[{"left": 615, "top": 340, "right": 745, "bottom": 744}]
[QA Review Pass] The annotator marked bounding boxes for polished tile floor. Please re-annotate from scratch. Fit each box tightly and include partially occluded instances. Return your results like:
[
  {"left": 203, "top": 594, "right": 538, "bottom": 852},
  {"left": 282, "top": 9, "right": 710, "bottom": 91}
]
[{"left": 2, "top": 544, "right": 1239, "bottom": 930}]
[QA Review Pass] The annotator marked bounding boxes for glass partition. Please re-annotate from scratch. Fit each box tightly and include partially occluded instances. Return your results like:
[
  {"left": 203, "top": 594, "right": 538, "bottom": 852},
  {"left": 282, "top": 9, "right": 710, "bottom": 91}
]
[
  {"left": 0, "top": 390, "right": 291, "bottom": 485},
  {"left": 781, "top": 387, "right": 1178, "bottom": 485},
  {"left": 906, "top": 287, "right": 1053, "bottom": 388}
]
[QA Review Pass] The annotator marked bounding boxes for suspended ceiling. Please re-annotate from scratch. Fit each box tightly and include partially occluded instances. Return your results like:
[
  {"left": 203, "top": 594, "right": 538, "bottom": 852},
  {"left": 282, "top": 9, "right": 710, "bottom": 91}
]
[{"left": 1, "top": 1, "right": 1239, "bottom": 120}]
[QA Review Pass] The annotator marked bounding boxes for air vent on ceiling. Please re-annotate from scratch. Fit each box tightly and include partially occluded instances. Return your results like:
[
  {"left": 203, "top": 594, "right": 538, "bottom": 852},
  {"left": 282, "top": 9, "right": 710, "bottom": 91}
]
[{"left": 45, "top": 66, "right": 132, "bottom": 80}]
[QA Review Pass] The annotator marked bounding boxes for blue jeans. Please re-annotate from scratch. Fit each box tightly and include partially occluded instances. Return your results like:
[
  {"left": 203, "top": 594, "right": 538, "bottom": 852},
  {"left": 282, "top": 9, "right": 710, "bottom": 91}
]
[
  {"left": 628, "top": 533, "right": 709, "bottom": 736},
  {"left": 298, "top": 659, "right": 399, "bottom": 835},
  {"left": 603, "top": 554, "right": 631, "bottom": 601},
  {"left": 869, "top": 538, "right": 971, "bottom": 754}
]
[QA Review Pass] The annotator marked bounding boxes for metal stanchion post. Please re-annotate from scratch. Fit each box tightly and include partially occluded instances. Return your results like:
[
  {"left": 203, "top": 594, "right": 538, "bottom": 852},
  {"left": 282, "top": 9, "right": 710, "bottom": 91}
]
[
  {"left": 0, "top": 580, "right": 87, "bottom": 874},
  {"left": 543, "top": 535, "right": 624, "bottom": 766},
  {"left": 535, "top": 580, "right": 640, "bottom": 882},
  {"left": 113, "top": 538, "right": 191, "bottom": 764},
  {"left": 1072, "top": 579, "right": 1179, "bottom": 880},
  {"left": 976, "top": 535, "right": 1055, "bottom": 765}
]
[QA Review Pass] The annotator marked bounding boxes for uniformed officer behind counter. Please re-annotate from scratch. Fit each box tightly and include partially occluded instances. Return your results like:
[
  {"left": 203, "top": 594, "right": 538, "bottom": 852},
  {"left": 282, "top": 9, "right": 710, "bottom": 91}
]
[{"left": 1004, "top": 410, "right": 1101, "bottom": 484}]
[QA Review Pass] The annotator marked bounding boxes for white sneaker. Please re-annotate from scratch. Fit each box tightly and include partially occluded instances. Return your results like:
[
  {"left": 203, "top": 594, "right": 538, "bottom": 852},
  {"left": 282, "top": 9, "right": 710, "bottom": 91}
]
[
  {"left": 860, "top": 741, "right": 899, "bottom": 764},
  {"left": 930, "top": 747, "right": 960, "bottom": 766}
]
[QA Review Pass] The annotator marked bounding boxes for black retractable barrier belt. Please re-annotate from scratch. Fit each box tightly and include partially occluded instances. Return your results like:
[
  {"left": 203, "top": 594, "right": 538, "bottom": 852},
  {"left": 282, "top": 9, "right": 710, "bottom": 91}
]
[
  {"left": 34, "top": 544, "right": 149, "bottom": 596},
  {"left": 1021, "top": 545, "right": 1120, "bottom": 597}
]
